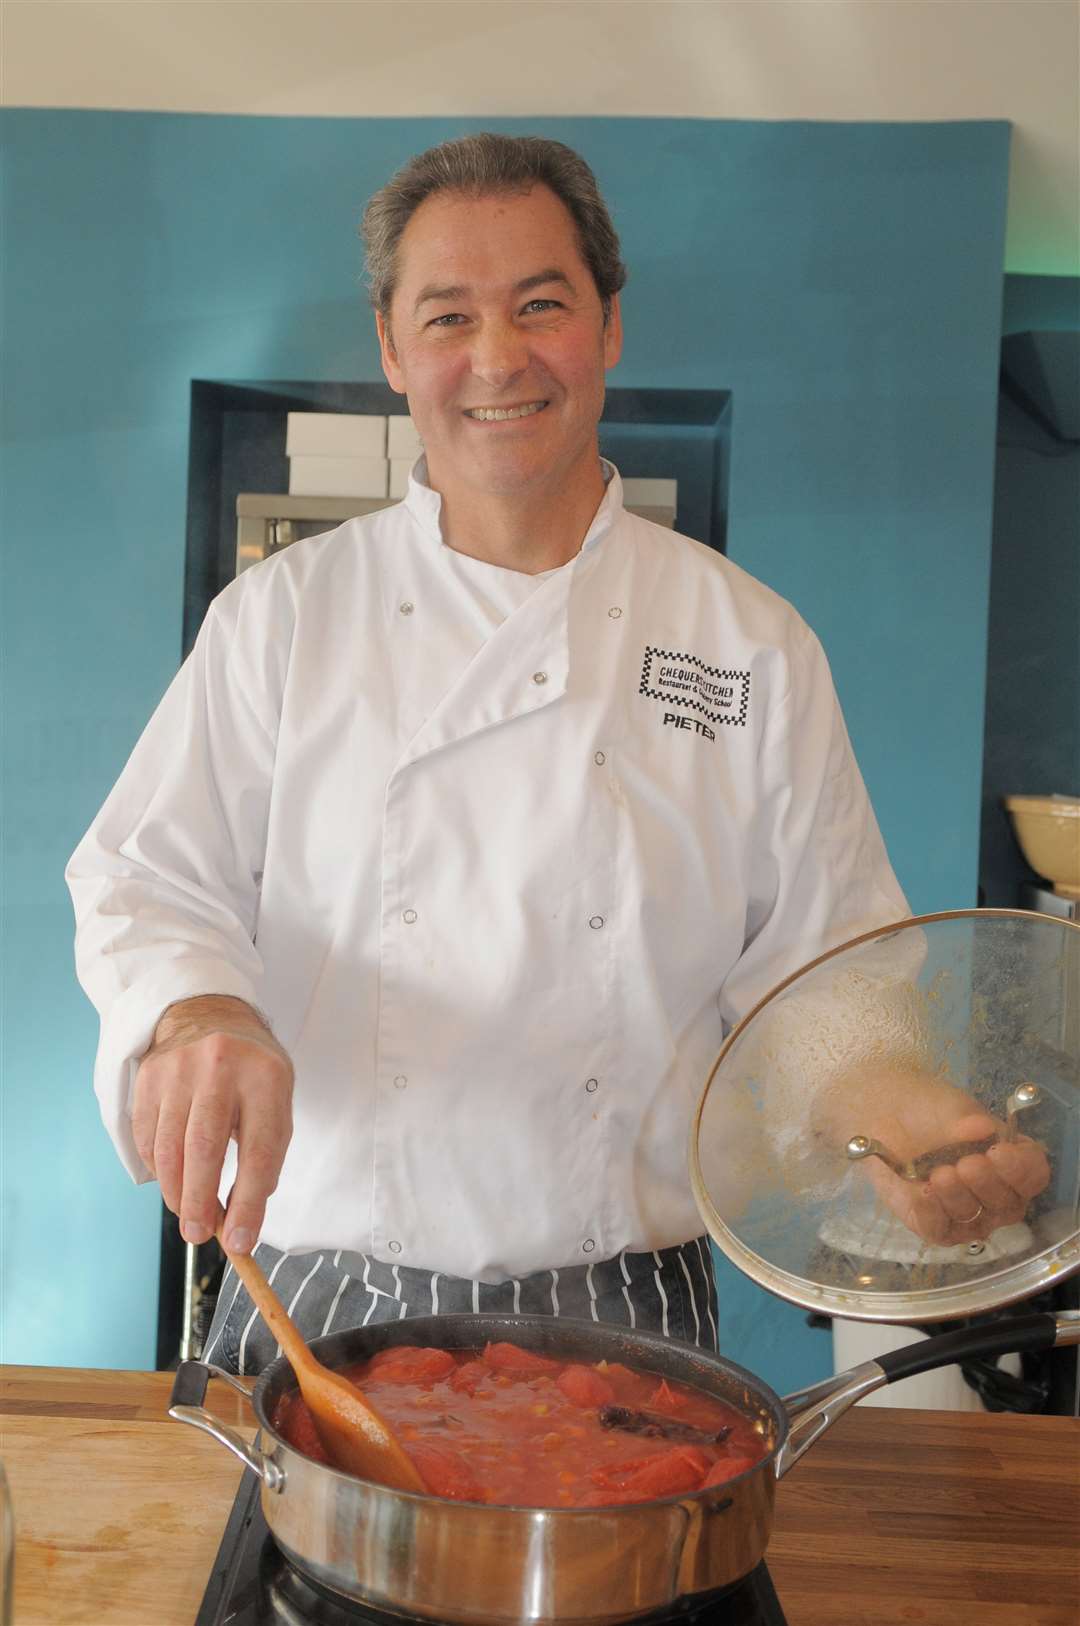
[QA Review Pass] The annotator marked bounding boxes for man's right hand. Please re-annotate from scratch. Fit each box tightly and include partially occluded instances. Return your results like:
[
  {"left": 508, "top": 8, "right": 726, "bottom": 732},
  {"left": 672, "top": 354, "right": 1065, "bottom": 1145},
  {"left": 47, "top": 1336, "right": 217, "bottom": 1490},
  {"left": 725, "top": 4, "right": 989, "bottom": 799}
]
[{"left": 132, "top": 995, "right": 294, "bottom": 1254}]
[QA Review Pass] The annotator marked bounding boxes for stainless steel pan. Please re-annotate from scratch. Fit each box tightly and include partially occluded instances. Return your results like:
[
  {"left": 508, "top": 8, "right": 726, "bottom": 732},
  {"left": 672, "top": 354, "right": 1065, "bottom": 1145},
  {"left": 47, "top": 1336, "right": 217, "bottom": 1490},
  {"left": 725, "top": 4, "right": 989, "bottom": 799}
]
[{"left": 171, "top": 1306, "right": 1079, "bottom": 1624}]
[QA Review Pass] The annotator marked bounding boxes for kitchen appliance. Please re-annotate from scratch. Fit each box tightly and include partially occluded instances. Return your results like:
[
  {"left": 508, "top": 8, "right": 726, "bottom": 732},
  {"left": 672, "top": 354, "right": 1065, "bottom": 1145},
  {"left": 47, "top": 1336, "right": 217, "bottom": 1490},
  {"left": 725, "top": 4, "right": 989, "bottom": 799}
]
[
  {"left": 172, "top": 909, "right": 1080, "bottom": 1622},
  {"left": 196, "top": 1470, "right": 788, "bottom": 1626}
]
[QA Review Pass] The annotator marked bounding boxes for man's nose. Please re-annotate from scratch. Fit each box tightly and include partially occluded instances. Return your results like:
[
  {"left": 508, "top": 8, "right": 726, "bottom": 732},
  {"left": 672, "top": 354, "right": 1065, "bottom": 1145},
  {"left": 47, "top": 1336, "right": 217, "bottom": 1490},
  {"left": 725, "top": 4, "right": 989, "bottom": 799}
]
[{"left": 469, "top": 319, "right": 529, "bottom": 388}]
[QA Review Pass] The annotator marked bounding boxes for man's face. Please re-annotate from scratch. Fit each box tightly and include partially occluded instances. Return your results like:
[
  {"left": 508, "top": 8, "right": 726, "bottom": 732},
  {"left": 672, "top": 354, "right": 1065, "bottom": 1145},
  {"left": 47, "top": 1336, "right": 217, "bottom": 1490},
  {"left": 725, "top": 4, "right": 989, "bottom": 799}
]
[{"left": 377, "top": 184, "right": 622, "bottom": 503}]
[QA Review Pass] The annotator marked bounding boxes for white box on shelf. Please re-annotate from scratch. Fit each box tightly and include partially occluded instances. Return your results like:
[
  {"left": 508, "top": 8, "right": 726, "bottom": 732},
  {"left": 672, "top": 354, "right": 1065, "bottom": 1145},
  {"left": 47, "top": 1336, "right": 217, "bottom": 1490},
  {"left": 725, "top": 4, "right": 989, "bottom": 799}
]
[
  {"left": 288, "top": 455, "right": 389, "bottom": 498},
  {"left": 621, "top": 478, "right": 677, "bottom": 509},
  {"left": 286, "top": 413, "right": 387, "bottom": 459},
  {"left": 388, "top": 458, "right": 415, "bottom": 499},
  {"left": 387, "top": 415, "right": 424, "bottom": 460}
]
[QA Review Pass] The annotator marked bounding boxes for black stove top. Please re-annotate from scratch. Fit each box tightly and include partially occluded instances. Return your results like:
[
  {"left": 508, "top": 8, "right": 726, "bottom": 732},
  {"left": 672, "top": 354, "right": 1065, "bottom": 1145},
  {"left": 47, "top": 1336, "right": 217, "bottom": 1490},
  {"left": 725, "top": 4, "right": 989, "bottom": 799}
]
[{"left": 196, "top": 1474, "right": 790, "bottom": 1626}]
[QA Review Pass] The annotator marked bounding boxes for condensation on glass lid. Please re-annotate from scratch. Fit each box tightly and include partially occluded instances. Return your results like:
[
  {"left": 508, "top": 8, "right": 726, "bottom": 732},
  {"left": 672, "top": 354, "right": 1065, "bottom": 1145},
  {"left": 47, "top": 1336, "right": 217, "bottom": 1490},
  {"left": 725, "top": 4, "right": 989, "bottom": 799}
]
[{"left": 690, "top": 910, "right": 1080, "bottom": 1323}]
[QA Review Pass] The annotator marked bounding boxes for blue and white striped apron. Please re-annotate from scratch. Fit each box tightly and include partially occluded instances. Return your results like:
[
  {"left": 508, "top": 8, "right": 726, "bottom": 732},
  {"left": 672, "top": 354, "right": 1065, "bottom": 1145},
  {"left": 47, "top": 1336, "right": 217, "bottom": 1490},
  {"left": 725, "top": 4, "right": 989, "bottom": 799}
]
[{"left": 202, "top": 1238, "right": 720, "bottom": 1375}]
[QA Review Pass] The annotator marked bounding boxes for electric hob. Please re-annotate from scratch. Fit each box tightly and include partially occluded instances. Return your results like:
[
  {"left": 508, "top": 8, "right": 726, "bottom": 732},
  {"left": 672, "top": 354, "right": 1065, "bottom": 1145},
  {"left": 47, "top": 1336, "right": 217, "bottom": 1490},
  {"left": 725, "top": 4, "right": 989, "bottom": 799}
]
[{"left": 195, "top": 1472, "right": 790, "bottom": 1626}]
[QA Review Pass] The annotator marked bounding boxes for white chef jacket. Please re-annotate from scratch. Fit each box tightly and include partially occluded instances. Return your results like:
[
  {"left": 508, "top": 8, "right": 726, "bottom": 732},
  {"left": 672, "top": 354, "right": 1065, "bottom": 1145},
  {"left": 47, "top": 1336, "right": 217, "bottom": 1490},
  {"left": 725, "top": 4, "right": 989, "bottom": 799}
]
[{"left": 67, "top": 463, "right": 909, "bottom": 1282}]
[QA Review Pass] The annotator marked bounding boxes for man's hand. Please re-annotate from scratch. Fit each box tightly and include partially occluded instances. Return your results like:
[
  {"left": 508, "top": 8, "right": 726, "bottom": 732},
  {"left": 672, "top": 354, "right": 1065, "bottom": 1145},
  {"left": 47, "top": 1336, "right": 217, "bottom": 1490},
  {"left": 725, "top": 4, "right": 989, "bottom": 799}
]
[
  {"left": 817, "top": 1068, "right": 1050, "bottom": 1247},
  {"left": 132, "top": 995, "right": 294, "bottom": 1254}
]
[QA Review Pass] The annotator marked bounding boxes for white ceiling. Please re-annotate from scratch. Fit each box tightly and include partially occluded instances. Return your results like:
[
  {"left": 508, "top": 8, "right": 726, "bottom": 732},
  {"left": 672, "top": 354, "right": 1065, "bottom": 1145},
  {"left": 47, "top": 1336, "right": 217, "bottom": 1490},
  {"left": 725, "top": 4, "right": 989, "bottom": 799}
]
[{"left": 4, "top": 0, "right": 1078, "bottom": 272}]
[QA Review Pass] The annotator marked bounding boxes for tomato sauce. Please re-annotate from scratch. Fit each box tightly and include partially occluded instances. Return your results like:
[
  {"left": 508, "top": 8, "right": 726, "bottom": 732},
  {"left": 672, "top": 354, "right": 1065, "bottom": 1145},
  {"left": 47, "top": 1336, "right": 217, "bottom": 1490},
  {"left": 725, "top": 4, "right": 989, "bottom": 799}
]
[{"left": 272, "top": 1342, "right": 768, "bottom": 1507}]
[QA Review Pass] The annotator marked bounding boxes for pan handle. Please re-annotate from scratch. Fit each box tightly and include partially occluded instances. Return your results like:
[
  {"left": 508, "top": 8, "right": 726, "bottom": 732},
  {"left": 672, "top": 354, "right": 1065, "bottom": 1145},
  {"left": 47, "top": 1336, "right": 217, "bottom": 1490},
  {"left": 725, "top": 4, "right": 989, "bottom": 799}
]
[
  {"left": 876, "top": 1309, "right": 1078, "bottom": 1382},
  {"left": 776, "top": 1311, "right": 1080, "bottom": 1479},
  {"left": 168, "top": 1360, "right": 284, "bottom": 1492}
]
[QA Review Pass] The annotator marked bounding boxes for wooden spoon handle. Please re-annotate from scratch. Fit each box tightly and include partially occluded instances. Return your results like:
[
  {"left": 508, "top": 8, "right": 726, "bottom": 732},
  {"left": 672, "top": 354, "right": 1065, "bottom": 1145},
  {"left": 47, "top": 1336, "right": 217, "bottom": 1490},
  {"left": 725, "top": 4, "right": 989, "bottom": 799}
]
[{"left": 225, "top": 1245, "right": 314, "bottom": 1375}]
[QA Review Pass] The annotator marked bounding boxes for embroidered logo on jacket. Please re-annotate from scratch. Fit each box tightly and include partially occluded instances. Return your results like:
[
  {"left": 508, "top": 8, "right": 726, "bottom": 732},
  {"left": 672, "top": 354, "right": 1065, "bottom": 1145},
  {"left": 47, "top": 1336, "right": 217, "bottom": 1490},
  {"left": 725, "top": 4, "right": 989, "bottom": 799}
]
[{"left": 639, "top": 647, "right": 751, "bottom": 729}]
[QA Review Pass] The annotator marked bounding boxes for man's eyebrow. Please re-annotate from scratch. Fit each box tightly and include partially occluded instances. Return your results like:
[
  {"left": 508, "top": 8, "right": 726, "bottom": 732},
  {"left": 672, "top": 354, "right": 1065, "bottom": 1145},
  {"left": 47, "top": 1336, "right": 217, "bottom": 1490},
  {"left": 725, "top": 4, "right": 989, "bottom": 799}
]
[
  {"left": 413, "top": 283, "right": 467, "bottom": 314},
  {"left": 515, "top": 269, "right": 575, "bottom": 297},
  {"left": 412, "top": 268, "right": 575, "bottom": 315}
]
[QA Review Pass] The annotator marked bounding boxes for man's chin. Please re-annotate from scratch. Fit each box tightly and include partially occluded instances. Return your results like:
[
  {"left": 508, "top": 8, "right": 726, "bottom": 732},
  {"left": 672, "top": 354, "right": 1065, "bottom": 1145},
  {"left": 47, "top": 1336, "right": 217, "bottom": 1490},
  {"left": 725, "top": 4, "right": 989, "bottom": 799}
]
[{"left": 431, "top": 446, "right": 554, "bottom": 500}]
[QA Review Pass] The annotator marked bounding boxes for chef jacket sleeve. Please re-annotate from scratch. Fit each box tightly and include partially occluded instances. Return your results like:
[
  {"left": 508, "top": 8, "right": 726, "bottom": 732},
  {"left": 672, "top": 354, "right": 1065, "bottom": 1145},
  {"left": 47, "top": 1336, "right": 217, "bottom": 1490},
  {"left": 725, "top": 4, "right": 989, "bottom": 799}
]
[
  {"left": 66, "top": 575, "right": 281, "bottom": 1183},
  {"left": 718, "top": 618, "right": 911, "bottom": 1030},
  {"left": 699, "top": 623, "right": 927, "bottom": 1211}
]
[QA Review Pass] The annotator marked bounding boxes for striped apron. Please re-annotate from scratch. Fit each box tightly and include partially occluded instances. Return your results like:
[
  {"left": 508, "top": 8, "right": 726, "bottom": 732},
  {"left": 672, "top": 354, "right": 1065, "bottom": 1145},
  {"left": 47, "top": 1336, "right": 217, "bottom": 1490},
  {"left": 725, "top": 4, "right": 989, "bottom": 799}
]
[{"left": 202, "top": 1238, "right": 720, "bottom": 1376}]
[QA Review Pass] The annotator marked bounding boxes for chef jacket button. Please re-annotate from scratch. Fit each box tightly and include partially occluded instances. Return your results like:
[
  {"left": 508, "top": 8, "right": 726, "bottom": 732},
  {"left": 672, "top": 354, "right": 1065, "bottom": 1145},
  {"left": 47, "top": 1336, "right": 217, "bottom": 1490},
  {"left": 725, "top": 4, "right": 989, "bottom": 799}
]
[
  {"left": 589, "top": 915, "right": 604, "bottom": 930},
  {"left": 582, "top": 1238, "right": 596, "bottom": 1253},
  {"left": 585, "top": 1078, "right": 599, "bottom": 1093},
  {"left": 532, "top": 671, "right": 548, "bottom": 685},
  {"left": 394, "top": 1075, "right": 407, "bottom": 1090},
  {"left": 388, "top": 1240, "right": 403, "bottom": 1254},
  {"left": 594, "top": 751, "right": 606, "bottom": 765},
  {"left": 402, "top": 908, "right": 418, "bottom": 924},
  {"left": 608, "top": 606, "right": 622, "bottom": 619},
  {"left": 399, "top": 601, "right": 414, "bottom": 616}
]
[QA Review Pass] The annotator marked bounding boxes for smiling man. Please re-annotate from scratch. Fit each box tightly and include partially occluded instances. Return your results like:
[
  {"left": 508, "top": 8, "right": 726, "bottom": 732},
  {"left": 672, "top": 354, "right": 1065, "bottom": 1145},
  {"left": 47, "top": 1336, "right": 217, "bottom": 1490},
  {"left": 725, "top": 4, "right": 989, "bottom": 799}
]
[
  {"left": 372, "top": 180, "right": 621, "bottom": 572},
  {"left": 67, "top": 135, "right": 1046, "bottom": 1374}
]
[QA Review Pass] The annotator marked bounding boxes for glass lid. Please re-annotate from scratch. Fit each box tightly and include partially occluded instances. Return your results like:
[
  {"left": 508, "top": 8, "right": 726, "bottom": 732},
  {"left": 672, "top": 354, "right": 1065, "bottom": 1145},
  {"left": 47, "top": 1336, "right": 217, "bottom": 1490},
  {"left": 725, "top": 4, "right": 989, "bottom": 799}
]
[{"left": 690, "top": 909, "right": 1080, "bottom": 1322}]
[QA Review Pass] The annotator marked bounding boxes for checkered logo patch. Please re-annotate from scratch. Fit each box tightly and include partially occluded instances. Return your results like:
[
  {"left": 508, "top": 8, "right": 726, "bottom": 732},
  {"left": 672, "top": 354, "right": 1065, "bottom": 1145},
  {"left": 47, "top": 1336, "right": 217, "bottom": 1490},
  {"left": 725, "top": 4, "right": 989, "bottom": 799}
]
[{"left": 639, "top": 647, "right": 751, "bottom": 727}]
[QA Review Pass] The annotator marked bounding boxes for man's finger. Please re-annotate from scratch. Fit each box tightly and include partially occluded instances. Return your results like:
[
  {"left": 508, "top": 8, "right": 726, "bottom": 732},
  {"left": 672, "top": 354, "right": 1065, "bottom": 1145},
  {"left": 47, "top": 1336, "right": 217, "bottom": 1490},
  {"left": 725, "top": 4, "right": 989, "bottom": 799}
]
[
  {"left": 153, "top": 1092, "right": 192, "bottom": 1215},
  {"left": 900, "top": 1186, "right": 954, "bottom": 1245},
  {"left": 928, "top": 1165, "right": 992, "bottom": 1226},
  {"left": 221, "top": 1099, "right": 292, "bottom": 1255},
  {"left": 868, "top": 1164, "right": 954, "bottom": 1244},
  {"left": 130, "top": 1068, "right": 160, "bottom": 1177},
  {"left": 952, "top": 1153, "right": 1019, "bottom": 1218},
  {"left": 180, "top": 1089, "right": 236, "bottom": 1244},
  {"left": 987, "top": 1139, "right": 1051, "bottom": 1200}
]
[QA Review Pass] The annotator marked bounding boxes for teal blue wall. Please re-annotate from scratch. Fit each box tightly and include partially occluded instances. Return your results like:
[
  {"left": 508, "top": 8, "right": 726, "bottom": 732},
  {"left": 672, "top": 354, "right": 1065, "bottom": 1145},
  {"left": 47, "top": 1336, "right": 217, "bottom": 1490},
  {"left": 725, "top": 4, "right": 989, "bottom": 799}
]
[{"left": 1, "top": 112, "right": 1010, "bottom": 1378}]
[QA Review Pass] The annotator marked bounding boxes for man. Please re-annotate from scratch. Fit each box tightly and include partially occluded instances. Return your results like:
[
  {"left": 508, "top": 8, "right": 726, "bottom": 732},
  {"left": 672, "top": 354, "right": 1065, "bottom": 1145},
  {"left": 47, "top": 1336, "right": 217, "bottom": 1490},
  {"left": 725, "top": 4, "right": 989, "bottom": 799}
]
[{"left": 67, "top": 135, "right": 1045, "bottom": 1373}]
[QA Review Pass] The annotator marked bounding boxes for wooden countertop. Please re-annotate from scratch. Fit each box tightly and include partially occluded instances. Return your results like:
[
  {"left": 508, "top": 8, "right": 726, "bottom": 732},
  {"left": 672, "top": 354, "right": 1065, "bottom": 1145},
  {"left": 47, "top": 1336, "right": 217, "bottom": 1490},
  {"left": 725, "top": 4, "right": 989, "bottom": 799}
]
[{"left": 1, "top": 1366, "right": 1077, "bottom": 1625}]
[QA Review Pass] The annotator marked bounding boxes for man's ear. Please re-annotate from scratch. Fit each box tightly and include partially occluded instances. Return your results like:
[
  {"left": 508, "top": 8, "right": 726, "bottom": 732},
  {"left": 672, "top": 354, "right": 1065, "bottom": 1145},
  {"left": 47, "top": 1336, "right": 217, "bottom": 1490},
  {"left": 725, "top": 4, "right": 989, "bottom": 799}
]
[
  {"left": 376, "top": 310, "right": 407, "bottom": 395},
  {"left": 603, "top": 293, "right": 623, "bottom": 372}
]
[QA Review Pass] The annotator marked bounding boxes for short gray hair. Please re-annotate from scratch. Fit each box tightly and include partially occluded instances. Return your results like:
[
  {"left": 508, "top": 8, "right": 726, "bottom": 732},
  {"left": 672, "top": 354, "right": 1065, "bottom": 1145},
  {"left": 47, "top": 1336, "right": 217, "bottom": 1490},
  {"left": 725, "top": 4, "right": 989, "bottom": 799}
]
[{"left": 361, "top": 133, "right": 626, "bottom": 322}]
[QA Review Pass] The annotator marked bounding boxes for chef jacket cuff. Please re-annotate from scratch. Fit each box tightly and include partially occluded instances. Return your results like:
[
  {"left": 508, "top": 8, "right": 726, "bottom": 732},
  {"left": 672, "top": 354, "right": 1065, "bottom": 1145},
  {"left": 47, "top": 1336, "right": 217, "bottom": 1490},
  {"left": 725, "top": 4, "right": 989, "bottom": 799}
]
[{"left": 93, "top": 959, "right": 262, "bottom": 1184}]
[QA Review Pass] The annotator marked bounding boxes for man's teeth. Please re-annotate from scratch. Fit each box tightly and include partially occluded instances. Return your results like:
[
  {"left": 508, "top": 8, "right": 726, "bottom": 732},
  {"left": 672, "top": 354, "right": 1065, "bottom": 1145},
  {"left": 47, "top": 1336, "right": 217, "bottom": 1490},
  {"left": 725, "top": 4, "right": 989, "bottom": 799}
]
[{"left": 466, "top": 402, "right": 547, "bottom": 421}]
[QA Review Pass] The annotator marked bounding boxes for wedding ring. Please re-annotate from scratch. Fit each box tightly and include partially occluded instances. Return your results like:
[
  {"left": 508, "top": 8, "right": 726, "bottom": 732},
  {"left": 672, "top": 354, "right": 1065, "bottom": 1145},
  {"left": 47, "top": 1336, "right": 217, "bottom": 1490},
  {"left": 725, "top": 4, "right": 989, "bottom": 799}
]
[{"left": 958, "top": 1203, "right": 985, "bottom": 1224}]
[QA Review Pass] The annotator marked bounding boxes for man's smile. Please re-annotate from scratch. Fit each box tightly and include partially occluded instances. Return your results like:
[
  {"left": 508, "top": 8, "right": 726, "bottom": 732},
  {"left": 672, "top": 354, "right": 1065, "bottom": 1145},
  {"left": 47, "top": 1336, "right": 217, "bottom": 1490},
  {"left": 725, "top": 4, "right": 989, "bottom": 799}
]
[{"left": 464, "top": 401, "right": 549, "bottom": 422}]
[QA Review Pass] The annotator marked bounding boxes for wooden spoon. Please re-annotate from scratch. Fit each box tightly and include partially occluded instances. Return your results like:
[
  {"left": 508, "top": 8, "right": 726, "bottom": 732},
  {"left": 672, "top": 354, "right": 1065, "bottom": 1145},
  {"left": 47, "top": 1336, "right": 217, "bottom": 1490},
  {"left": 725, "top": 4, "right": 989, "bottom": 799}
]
[{"left": 224, "top": 1243, "right": 427, "bottom": 1492}]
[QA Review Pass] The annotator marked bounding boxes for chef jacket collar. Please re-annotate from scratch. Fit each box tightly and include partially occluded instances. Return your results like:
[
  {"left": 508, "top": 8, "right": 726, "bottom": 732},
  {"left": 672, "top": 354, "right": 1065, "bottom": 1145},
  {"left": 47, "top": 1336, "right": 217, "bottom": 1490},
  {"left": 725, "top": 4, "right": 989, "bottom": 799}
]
[{"left": 402, "top": 456, "right": 624, "bottom": 561}]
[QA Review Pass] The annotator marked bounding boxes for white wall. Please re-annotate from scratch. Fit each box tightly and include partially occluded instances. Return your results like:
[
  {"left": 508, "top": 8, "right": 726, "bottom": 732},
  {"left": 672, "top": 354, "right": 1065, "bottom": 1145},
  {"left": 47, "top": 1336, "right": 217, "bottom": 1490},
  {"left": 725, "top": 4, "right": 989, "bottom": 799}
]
[{"left": 4, "top": 0, "right": 1078, "bottom": 273}]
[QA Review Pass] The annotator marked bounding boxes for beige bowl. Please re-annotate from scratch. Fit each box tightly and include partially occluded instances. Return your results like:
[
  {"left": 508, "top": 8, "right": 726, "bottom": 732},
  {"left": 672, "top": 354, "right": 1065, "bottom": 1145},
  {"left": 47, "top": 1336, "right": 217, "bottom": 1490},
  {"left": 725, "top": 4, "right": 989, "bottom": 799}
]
[{"left": 1004, "top": 794, "right": 1080, "bottom": 898}]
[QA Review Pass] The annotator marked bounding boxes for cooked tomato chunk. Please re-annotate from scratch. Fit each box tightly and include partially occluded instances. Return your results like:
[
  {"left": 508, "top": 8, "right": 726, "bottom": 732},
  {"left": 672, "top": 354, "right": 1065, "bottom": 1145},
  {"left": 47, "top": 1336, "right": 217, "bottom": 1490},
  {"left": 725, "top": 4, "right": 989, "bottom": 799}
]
[
  {"left": 449, "top": 1359, "right": 489, "bottom": 1394},
  {"left": 580, "top": 1446, "right": 710, "bottom": 1505},
  {"left": 701, "top": 1454, "right": 758, "bottom": 1488},
  {"left": 556, "top": 1364, "right": 616, "bottom": 1408},
  {"left": 483, "top": 1341, "right": 561, "bottom": 1378},
  {"left": 366, "top": 1346, "right": 457, "bottom": 1384},
  {"left": 408, "top": 1441, "right": 482, "bottom": 1501}
]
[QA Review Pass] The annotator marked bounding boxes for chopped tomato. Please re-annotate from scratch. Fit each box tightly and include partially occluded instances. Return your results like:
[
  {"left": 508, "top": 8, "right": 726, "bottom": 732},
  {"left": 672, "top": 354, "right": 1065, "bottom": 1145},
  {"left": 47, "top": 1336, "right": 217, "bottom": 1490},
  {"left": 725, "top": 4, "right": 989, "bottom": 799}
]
[
  {"left": 598, "top": 1362, "right": 639, "bottom": 1387},
  {"left": 407, "top": 1441, "right": 483, "bottom": 1501},
  {"left": 604, "top": 1445, "right": 709, "bottom": 1501},
  {"left": 557, "top": 1364, "right": 617, "bottom": 1408},
  {"left": 649, "top": 1379, "right": 685, "bottom": 1413},
  {"left": 449, "top": 1359, "right": 488, "bottom": 1394},
  {"left": 484, "top": 1342, "right": 561, "bottom": 1378},
  {"left": 365, "top": 1347, "right": 456, "bottom": 1384},
  {"left": 589, "top": 1453, "right": 656, "bottom": 1486},
  {"left": 701, "top": 1455, "right": 758, "bottom": 1488}
]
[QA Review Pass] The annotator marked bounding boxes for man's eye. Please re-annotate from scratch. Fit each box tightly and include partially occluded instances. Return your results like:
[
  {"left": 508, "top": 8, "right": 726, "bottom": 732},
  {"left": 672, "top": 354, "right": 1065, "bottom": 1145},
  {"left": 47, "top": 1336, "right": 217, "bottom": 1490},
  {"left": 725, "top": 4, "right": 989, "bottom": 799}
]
[
  {"left": 522, "top": 299, "right": 560, "bottom": 314},
  {"left": 429, "top": 313, "right": 465, "bottom": 328}
]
